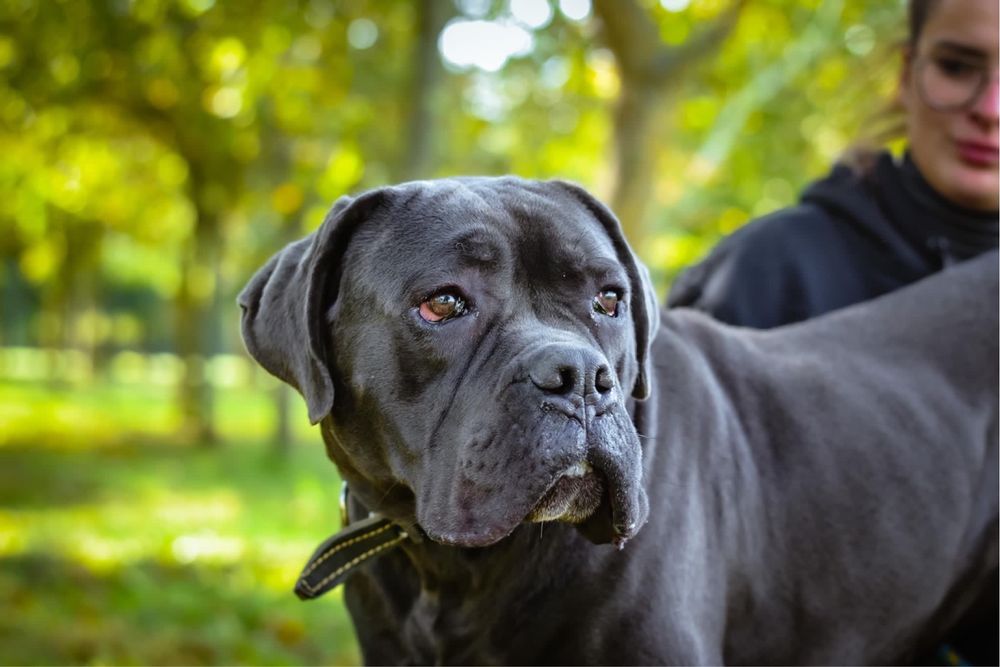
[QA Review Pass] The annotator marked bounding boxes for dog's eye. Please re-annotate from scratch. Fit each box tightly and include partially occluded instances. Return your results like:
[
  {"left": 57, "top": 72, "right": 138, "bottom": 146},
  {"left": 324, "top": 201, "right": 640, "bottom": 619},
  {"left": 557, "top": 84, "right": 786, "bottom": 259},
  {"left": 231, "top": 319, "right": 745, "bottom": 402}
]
[
  {"left": 593, "top": 290, "right": 620, "bottom": 317},
  {"left": 419, "top": 293, "right": 466, "bottom": 323}
]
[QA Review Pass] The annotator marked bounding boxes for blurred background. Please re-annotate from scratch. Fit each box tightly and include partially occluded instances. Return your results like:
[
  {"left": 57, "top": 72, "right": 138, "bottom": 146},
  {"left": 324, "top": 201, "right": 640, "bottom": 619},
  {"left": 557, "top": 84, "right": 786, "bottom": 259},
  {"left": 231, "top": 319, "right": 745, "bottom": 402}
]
[{"left": 1, "top": 0, "right": 903, "bottom": 663}]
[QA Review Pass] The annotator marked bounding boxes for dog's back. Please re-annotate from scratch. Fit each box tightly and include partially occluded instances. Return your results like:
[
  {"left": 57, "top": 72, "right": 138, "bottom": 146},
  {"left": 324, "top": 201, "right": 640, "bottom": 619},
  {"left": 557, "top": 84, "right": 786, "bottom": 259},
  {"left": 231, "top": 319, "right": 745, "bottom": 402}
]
[{"left": 653, "top": 252, "right": 998, "bottom": 663}]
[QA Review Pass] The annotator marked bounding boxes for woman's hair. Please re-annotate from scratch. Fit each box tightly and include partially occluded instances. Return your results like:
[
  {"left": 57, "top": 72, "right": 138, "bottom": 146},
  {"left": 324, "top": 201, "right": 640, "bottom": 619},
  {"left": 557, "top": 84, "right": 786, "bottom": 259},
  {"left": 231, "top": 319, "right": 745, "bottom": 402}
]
[
  {"left": 908, "top": 0, "right": 941, "bottom": 48},
  {"left": 841, "top": 0, "right": 942, "bottom": 172}
]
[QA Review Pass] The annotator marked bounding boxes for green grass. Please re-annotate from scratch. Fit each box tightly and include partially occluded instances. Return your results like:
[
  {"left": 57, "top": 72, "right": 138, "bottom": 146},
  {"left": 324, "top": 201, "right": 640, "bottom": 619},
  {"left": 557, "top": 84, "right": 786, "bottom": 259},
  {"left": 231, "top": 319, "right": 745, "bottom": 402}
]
[{"left": 0, "top": 378, "right": 361, "bottom": 665}]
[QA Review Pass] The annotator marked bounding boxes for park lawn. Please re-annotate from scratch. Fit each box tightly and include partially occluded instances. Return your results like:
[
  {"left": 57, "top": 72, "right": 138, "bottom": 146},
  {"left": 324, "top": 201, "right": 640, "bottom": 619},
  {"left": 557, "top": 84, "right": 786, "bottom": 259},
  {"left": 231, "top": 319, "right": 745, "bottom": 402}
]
[{"left": 0, "top": 378, "right": 361, "bottom": 665}]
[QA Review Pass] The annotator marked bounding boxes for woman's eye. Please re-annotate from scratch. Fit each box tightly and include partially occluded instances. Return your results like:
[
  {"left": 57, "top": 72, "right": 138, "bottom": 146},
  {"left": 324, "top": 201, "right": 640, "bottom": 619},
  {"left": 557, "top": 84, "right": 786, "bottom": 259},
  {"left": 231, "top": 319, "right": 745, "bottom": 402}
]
[
  {"left": 419, "top": 293, "right": 466, "bottom": 323},
  {"left": 593, "top": 290, "right": 620, "bottom": 317},
  {"left": 935, "top": 56, "right": 979, "bottom": 80}
]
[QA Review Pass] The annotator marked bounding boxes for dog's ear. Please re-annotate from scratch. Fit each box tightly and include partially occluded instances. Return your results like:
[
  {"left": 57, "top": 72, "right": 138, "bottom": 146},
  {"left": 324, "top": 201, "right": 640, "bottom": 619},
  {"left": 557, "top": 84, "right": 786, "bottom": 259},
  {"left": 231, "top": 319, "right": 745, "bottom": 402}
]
[
  {"left": 551, "top": 181, "right": 660, "bottom": 400},
  {"left": 237, "top": 190, "right": 386, "bottom": 424},
  {"left": 627, "top": 259, "right": 660, "bottom": 400}
]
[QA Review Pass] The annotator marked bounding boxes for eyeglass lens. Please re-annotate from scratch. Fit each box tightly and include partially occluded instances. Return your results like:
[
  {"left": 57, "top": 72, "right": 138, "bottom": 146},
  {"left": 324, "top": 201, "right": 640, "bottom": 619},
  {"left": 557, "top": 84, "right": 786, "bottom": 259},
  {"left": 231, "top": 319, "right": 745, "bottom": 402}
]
[{"left": 918, "top": 55, "right": 990, "bottom": 111}]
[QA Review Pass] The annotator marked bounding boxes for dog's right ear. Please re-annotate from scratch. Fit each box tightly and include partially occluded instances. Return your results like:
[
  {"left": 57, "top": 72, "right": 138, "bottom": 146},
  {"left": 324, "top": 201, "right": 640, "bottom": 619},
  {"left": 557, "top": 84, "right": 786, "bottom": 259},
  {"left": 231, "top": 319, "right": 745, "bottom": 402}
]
[{"left": 237, "top": 190, "right": 386, "bottom": 424}]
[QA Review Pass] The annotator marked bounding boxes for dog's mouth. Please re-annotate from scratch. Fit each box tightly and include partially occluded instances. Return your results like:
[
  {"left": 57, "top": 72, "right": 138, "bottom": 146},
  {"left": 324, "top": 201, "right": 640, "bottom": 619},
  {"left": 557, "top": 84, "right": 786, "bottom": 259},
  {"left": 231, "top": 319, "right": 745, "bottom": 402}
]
[
  {"left": 416, "top": 409, "right": 648, "bottom": 549},
  {"left": 525, "top": 461, "right": 605, "bottom": 524}
]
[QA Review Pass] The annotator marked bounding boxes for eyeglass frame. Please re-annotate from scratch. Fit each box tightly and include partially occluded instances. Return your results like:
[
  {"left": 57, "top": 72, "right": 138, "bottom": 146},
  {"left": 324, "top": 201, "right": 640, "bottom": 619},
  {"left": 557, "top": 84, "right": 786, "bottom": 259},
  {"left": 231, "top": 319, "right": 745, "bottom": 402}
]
[{"left": 913, "top": 53, "right": 1000, "bottom": 113}]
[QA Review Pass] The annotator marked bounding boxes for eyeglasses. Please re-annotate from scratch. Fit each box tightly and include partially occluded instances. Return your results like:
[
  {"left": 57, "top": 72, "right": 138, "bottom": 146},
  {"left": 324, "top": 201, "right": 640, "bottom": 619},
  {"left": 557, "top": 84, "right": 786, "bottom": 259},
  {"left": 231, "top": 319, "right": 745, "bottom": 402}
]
[{"left": 916, "top": 54, "right": 999, "bottom": 112}]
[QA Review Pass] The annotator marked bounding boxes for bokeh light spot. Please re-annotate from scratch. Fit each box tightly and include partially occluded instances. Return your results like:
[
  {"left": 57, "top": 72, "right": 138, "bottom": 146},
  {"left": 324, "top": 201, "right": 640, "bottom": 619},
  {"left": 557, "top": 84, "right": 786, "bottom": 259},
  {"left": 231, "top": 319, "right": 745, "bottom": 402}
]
[
  {"left": 179, "top": 0, "right": 215, "bottom": 16},
  {"left": 457, "top": 0, "right": 491, "bottom": 18},
  {"left": 272, "top": 182, "right": 304, "bottom": 215},
  {"left": 317, "top": 148, "right": 364, "bottom": 201},
  {"left": 347, "top": 18, "right": 379, "bottom": 50},
  {"left": 510, "top": 0, "right": 553, "bottom": 29},
  {"left": 205, "top": 86, "right": 243, "bottom": 118},
  {"left": 304, "top": 0, "right": 335, "bottom": 29},
  {"left": 844, "top": 24, "right": 875, "bottom": 56},
  {"left": 49, "top": 54, "right": 79, "bottom": 85},
  {"left": 439, "top": 19, "right": 533, "bottom": 72},
  {"left": 0, "top": 36, "right": 17, "bottom": 69},
  {"left": 587, "top": 48, "right": 619, "bottom": 99},
  {"left": 211, "top": 37, "right": 247, "bottom": 76},
  {"left": 291, "top": 34, "right": 322, "bottom": 62},
  {"left": 559, "top": 0, "right": 591, "bottom": 22},
  {"left": 660, "top": 0, "right": 690, "bottom": 12}
]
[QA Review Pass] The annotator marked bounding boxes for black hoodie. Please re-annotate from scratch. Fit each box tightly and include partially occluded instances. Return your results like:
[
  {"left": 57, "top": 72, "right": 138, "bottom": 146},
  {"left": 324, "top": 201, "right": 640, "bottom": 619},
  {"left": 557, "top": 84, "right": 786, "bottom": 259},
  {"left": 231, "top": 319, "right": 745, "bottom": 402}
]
[{"left": 667, "top": 151, "right": 999, "bottom": 328}]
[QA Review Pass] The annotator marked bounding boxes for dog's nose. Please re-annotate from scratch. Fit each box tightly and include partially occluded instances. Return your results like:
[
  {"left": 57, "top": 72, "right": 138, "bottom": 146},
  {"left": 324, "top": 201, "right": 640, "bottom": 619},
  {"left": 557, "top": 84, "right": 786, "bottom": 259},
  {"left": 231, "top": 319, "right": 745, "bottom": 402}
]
[{"left": 528, "top": 346, "right": 615, "bottom": 398}]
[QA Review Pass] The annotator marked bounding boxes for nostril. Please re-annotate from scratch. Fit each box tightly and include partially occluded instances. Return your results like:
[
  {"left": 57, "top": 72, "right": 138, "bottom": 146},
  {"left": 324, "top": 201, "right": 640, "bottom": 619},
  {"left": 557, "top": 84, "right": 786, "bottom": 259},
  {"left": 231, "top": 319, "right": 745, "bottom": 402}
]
[
  {"left": 558, "top": 367, "right": 578, "bottom": 394},
  {"left": 531, "top": 365, "right": 580, "bottom": 395},
  {"left": 595, "top": 365, "right": 614, "bottom": 394}
]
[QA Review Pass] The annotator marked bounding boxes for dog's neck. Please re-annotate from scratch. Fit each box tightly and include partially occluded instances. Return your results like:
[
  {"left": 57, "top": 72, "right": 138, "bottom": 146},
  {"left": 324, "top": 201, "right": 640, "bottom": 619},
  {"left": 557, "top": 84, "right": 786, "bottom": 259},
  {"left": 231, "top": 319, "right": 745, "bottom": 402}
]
[{"left": 401, "top": 521, "right": 585, "bottom": 587}]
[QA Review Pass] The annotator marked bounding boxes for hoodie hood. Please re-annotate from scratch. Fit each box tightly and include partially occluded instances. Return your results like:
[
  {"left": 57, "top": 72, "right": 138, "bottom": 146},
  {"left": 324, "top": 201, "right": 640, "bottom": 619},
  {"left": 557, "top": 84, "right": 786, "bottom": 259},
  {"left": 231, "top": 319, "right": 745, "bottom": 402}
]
[{"left": 802, "top": 151, "right": 998, "bottom": 269}]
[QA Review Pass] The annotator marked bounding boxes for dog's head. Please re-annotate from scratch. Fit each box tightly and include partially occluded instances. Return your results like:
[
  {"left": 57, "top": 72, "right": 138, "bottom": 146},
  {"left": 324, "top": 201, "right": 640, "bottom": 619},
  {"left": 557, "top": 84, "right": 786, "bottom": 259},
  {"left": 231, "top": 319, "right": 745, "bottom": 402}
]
[{"left": 238, "top": 178, "right": 657, "bottom": 547}]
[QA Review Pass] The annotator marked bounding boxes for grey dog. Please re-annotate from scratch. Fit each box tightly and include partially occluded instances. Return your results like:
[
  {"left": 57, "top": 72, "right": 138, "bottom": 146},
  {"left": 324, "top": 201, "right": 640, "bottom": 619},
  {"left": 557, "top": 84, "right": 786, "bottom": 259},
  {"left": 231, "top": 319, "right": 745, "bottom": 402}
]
[{"left": 238, "top": 177, "right": 998, "bottom": 665}]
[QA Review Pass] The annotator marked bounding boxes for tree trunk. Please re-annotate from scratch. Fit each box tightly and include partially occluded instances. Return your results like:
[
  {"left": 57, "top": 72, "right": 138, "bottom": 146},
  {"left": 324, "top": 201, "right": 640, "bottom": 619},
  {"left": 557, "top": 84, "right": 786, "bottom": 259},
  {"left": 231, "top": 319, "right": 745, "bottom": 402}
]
[
  {"left": 610, "top": 82, "right": 670, "bottom": 243},
  {"left": 593, "top": 0, "right": 746, "bottom": 245},
  {"left": 273, "top": 382, "right": 293, "bottom": 456},
  {"left": 175, "top": 212, "right": 219, "bottom": 446},
  {"left": 175, "top": 260, "right": 214, "bottom": 445},
  {"left": 0, "top": 259, "right": 9, "bottom": 350},
  {"left": 40, "top": 276, "right": 66, "bottom": 388},
  {"left": 398, "top": 0, "right": 452, "bottom": 181},
  {"left": 64, "top": 224, "right": 102, "bottom": 384}
]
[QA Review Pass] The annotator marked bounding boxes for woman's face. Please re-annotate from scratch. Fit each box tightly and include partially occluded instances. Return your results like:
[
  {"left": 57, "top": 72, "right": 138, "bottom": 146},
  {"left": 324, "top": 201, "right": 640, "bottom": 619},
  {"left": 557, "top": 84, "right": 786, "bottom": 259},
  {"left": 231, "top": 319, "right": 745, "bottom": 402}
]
[{"left": 901, "top": 0, "right": 999, "bottom": 210}]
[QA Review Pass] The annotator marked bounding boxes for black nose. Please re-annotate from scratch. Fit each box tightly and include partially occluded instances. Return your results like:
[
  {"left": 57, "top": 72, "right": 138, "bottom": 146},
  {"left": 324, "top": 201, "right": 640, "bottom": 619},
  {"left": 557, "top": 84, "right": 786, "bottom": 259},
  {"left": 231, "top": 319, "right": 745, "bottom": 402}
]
[{"left": 528, "top": 345, "right": 615, "bottom": 397}]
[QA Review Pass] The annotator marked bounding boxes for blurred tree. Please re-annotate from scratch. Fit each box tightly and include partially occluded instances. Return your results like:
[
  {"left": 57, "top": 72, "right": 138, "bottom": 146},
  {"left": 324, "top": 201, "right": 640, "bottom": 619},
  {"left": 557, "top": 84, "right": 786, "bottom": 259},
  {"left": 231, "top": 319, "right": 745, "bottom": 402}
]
[
  {"left": 1, "top": 0, "right": 416, "bottom": 444},
  {"left": 0, "top": 0, "right": 904, "bottom": 439},
  {"left": 592, "top": 0, "right": 746, "bottom": 244},
  {"left": 398, "top": 0, "right": 454, "bottom": 181},
  {"left": 4, "top": 1, "right": 246, "bottom": 441},
  {"left": 642, "top": 0, "right": 901, "bottom": 284}
]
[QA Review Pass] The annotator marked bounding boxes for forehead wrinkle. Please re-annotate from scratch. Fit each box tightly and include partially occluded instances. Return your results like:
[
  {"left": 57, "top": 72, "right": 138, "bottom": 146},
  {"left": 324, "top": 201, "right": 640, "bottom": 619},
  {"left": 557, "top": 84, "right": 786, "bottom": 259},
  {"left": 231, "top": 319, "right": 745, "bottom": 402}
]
[
  {"left": 513, "top": 219, "right": 620, "bottom": 295},
  {"left": 448, "top": 227, "right": 506, "bottom": 267},
  {"left": 554, "top": 228, "right": 619, "bottom": 275},
  {"left": 395, "top": 228, "right": 510, "bottom": 299},
  {"left": 586, "top": 258, "right": 629, "bottom": 285}
]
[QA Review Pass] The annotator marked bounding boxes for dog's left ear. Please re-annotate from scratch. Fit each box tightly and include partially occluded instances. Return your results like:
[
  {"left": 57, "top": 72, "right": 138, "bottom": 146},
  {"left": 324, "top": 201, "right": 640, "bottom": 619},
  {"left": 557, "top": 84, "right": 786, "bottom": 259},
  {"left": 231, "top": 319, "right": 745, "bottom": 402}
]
[
  {"left": 552, "top": 181, "right": 660, "bottom": 400},
  {"left": 237, "top": 189, "right": 387, "bottom": 424}
]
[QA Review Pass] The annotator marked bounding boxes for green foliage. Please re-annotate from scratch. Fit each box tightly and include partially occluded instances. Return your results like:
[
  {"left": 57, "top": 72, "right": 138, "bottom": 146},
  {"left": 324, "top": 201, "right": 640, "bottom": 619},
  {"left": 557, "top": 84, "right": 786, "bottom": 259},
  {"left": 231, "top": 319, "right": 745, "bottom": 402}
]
[
  {"left": 0, "top": 378, "right": 359, "bottom": 666},
  {"left": 0, "top": 0, "right": 905, "bottom": 335},
  {"left": 638, "top": 0, "right": 902, "bottom": 284}
]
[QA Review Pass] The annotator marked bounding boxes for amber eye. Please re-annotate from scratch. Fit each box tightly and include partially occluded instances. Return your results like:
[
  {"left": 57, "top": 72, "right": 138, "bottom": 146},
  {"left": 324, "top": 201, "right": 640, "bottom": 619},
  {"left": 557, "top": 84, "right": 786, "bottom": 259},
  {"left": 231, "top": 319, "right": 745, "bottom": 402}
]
[
  {"left": 419, "top": 293, "right": 466, "bottom": 323},
  {"left": 593, "top": 290, "right": 620, "bottom": 317}
]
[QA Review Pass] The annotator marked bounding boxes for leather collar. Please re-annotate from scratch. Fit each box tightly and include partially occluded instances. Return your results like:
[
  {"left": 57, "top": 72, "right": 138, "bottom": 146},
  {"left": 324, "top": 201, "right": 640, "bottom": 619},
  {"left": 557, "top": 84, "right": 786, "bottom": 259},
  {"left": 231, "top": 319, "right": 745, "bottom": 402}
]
[{"left": 294, "top": 484, "right": 409, "bottom": 600}]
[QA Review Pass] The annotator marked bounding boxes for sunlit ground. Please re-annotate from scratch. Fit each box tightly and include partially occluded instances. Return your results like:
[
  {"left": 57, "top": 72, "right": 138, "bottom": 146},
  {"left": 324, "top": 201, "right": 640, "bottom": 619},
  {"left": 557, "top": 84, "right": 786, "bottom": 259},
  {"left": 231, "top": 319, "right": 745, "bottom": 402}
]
[{"left": 0, "top": 367, "right": 361, "bottom": 665}]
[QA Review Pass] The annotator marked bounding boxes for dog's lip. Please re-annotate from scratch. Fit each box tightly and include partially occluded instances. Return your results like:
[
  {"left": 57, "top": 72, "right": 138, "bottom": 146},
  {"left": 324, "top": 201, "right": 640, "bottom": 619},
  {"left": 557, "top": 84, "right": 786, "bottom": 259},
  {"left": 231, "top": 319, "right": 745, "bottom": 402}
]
[
  {"left": 427, "top": 526, "right": 516, "bottom": 548},
  {"left": 525, "top": 461, "right": 604, "bottom": 524},
  {"left": 421, "top": 462, "right": 599, "bottom": 547}
]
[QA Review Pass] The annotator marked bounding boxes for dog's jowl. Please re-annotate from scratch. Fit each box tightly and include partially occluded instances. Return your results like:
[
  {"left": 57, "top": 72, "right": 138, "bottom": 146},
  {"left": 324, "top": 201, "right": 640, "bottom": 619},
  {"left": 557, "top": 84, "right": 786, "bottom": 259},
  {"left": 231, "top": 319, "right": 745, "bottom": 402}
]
[{"left": 239, "top": 177, "right": 998, "bottom": 665}]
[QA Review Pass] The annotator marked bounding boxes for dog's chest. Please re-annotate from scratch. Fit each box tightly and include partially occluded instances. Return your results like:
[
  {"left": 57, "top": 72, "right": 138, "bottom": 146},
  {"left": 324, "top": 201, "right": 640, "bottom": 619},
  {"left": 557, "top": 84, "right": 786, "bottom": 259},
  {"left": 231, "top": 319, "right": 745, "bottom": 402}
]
[
  {"left": 371, "top": 544, "right": 589, "bottom": 664},
  {"left": 401, "top": 589, "right": 507, "bottom": 664}
]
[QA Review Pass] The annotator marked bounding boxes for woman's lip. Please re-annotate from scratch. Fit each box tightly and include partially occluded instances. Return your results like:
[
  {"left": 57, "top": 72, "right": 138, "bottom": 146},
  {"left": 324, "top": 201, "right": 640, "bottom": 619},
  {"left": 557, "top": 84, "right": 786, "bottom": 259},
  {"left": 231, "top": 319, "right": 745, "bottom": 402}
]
[{"left": 956, "top": 140, "right": 999, "bottom": 166}]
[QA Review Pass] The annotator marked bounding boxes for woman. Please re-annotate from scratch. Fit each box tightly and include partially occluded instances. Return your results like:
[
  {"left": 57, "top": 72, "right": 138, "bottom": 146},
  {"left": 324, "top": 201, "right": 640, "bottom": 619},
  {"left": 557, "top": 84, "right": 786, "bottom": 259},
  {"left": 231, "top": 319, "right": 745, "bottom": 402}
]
[
  {"left": 668, "top": 0, "right": 998, "bottom": 329},
  {"left": 667, "top": 0, "right": 997, "bottom": 663}
]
